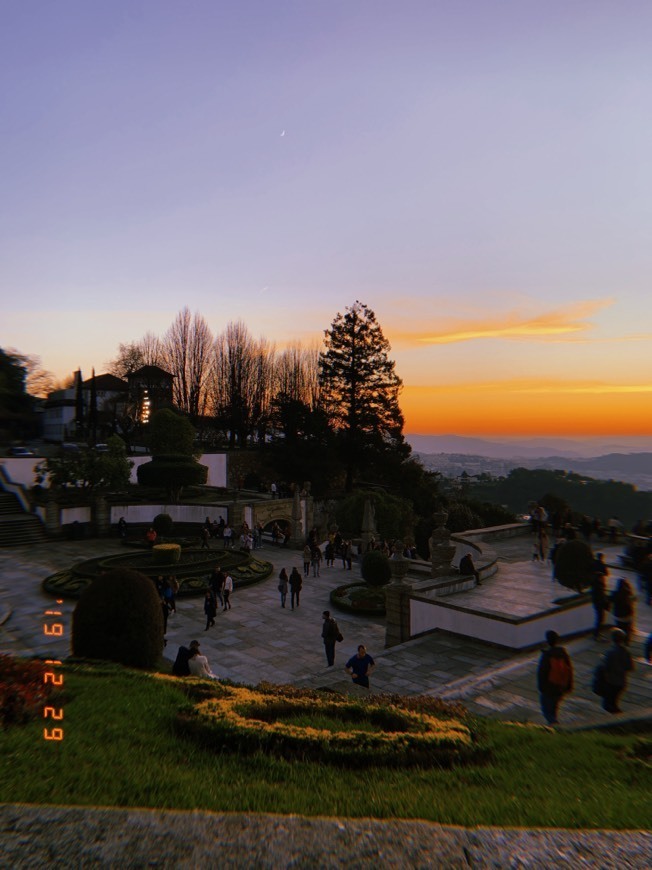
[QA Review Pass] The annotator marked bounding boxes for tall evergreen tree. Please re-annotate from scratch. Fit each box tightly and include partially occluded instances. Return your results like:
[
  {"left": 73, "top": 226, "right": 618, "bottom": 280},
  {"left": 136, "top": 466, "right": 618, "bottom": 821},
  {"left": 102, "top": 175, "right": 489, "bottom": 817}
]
[
  {"left": 74, "top": 368, "right": 85, "bottom": 440},
  {"left": 89, "top": 368, "right": 98, "bottom": 445},
  {"left": 319, "top": 301, "right": 408, "bottom": 491}
]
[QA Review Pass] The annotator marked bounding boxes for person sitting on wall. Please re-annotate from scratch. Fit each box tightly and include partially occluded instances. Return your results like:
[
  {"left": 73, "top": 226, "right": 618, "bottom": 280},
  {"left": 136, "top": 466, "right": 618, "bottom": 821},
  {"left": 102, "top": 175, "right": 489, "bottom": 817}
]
[{"left": 459, "top": 552, "right": 481, "bottom": 586}]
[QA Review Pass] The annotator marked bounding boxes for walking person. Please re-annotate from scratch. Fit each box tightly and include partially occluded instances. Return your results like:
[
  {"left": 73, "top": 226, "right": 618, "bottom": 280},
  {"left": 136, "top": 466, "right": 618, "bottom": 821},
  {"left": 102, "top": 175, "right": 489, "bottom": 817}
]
[
  {"left": 321, "top": 610, "right": 341, "bottom": 667},
  {"left": 223, "top": 572, "right": 233, "bottom": 610},
  {"left": 345, "top": 644, "right": 376, "bottom": 689},
  {"left": 223, "top": 524, "right": 233, "bottom": 548},
  {"left": 164, "top": 576, "right": 178, "bottom": 614},
  {"left": 591, "top": 554, "right": 610, "bottom": 639},
  {"left": 311, "top": 545, "right": 322, "bottom": 577},
  {"left": 343, "top": 539, "right": 353, "bottom": 570},
  {"left": 289, "top": 567, "right": 302, "bottom": 610},
  {"left": 303, "top": 544, "right": 312, "bottom": 577},
  {"left": 600, "top": 628, "right": 634, "bottom": 713},
  {"left": 536, "top": 630, "right": 573, "bottom": 725},
  {"left": 610, "top": 578, "right": 636, "bottom": 644},
  {"left": 278, "top": 568, "right": 289, "bottom": 608},
  {"left": 209, "top": 565, "right": 225, "bottom": 609},
  {"left": 203, "top": 590, "right": 217, "bottom": 631}
]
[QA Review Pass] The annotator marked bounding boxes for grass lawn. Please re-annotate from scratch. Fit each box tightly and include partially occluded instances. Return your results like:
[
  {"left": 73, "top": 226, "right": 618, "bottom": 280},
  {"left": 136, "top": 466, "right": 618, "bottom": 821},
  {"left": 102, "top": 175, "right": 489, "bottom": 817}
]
[{"left": 1, "top": 663, "right": 649, "bottom": 828}]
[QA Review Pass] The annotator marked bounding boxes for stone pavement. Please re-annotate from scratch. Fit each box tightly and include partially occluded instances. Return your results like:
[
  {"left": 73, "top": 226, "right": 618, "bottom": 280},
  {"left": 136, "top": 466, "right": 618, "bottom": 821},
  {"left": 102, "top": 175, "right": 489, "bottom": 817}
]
[
  {"left": 2, "top": 534, "right": 651, "bottom": 868},
  {"left": 0, "top": 535, "right": 650, "bottom": 730},
  {"left": 2, "top": 804, "right": 651, "bottom": 869}
]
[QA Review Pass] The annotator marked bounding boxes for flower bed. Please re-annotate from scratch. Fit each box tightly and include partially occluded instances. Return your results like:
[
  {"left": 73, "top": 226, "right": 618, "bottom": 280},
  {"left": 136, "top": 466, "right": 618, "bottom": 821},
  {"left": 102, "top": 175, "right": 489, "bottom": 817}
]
[
  {"left": 42, "top": 550, "right": 273, "bottom": 599},
  {"left": 330, "top": 582, "right": 386, "bottom": 616},
  {"left": 175, "top": 682, "right": 479, "bottom": 767},
  {"left": 0, "top": 655, "right": 58, "bottom": 727}
]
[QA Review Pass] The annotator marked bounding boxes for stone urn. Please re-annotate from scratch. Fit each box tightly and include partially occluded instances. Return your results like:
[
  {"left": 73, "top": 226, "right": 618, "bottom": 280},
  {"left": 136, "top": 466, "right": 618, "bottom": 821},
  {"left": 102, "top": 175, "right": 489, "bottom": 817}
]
[{"left": 428, "top": 510, "right": 456, "bottom": 578}]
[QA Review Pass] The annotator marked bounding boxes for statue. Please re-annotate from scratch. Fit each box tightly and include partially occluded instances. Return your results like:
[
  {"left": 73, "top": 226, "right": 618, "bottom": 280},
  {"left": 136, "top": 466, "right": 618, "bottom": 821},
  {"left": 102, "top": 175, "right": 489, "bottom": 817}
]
[{"left": 429, "top": 510, "right": 456, "bottom": 577}]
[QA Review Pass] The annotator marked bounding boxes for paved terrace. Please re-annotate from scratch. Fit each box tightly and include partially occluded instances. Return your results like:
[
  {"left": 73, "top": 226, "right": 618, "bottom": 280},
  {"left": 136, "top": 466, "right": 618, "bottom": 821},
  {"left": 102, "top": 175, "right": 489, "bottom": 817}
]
[{"left": 1, "top": 534, "right": 650, "bottom": 729}]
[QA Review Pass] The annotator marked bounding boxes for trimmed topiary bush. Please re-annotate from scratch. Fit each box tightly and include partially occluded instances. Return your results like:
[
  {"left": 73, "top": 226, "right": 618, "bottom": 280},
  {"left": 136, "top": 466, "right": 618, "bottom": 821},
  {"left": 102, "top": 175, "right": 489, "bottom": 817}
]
[
  {"left": 553, "top": 539, "right": 594, "bottom": 593},
  {"left": 137, "top": 455, "right": 208, "bottom": 502},
  {"left": 361, "top": 549, "right": 392, "bottom": 586},
  {"left": 153, "top": 513, "right": 174, "bottom": 537},
  {"left": 72, "top": 568, "right": 164, "bottom": 668},
  {"left": 152, "top": 543, "right": 181, "bottom": 564}
]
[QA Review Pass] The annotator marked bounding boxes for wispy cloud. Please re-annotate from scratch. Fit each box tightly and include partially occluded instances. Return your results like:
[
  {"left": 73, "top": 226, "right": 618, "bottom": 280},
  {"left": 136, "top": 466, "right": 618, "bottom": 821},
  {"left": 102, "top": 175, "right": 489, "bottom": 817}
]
[
  {"left": 405, "top": 379, "right": 652, "bottom": 396},
  {"left": 391, "top": 299, "right": 614, "bottom": 346}
]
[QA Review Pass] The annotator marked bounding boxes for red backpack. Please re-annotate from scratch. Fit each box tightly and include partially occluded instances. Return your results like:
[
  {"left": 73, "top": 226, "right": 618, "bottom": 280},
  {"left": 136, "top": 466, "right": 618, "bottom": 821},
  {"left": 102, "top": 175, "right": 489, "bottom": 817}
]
[{"left": 548, "top": 654, "right": 572, "bottom": 692}]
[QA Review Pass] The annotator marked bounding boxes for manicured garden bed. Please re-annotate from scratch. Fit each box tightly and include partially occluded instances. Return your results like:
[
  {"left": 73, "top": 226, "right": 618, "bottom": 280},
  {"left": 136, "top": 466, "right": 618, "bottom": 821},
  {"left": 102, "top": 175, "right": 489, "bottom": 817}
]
[
  {"left": 42, "top": 549, "right": 273, "bottom": 599},
  {"left": 1, "top": 662, "right": 649, "bottom": 828},
  {"left": 330, "top": 582, "right": 386, "bottom": 616}
]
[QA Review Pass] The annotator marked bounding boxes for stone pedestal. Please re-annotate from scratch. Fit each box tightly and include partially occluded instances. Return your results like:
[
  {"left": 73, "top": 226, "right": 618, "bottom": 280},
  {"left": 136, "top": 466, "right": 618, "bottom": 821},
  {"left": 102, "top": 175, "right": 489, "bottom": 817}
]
[
  {"left": 93, "top": 495, "right": 111, "bottom": 538},
  {"left": 44, "top": 498, "right": 61, "bottom": 539},
  {"left": 385, "top": 541, "right": 412, "bottom": 648},
  {"left": 360, "top": 498, "right": 378, "bottom": 552},
  {"left": 228, "top": 501, "right": 245, "bottom": 532},
  {"left": 429, "top": 510, "right": 456, "bottom": 578},
  {"left": 290, "top": 487, "right": 303, "bottom": 547}
]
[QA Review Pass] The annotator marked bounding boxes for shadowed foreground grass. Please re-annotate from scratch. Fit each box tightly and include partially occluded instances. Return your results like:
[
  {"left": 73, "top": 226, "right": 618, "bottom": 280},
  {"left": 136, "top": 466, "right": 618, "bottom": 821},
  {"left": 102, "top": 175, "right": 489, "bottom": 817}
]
[{"left": 1, "top": 664, "right": 649, "bottom": 828}]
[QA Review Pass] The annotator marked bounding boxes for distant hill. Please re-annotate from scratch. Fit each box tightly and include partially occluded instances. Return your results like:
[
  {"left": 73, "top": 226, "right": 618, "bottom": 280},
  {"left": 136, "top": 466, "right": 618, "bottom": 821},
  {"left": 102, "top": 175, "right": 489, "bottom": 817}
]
[
  {"left": 406, "top": 434, "right": 652, "bottom": 460},
  {"left": 414, "top": 448, "right": 652, "bottom": 491}
]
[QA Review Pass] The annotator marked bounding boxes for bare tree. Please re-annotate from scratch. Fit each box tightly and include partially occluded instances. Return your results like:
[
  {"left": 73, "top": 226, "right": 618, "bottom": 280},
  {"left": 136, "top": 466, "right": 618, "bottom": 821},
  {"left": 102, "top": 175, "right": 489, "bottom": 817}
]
[
  {"left": 210, "top": 321, "right": 275, "bottom": 447},
  {"left": 162, "top": 308, "right": 213, "bottom": 421},
  {"left": 107, "top": 332, "right": 163, "bottom": 380},
  {"left": 274, "top": 340, "right": 320, "bottom": 407}
]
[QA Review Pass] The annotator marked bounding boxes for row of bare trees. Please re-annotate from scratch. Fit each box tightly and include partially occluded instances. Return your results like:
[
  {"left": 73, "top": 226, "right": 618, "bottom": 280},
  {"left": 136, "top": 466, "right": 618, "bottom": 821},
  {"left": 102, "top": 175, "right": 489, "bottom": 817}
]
[{"left": 107, "top": 308, "right": 320, "bottom": 447}]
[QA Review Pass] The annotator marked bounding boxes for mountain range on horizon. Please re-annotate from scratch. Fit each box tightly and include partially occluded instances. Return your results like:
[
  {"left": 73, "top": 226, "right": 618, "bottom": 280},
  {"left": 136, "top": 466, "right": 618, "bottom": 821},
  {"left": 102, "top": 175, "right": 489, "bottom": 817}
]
[{"left": 406, "top": 434, "right": 652, "bottom": 460}]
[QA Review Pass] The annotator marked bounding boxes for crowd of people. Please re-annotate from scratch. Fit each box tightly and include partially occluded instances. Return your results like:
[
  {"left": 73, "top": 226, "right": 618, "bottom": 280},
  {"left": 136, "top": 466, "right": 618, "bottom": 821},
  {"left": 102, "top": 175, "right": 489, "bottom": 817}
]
[{"left": 156, "top": 505, "right": 650, "bottom": 726}]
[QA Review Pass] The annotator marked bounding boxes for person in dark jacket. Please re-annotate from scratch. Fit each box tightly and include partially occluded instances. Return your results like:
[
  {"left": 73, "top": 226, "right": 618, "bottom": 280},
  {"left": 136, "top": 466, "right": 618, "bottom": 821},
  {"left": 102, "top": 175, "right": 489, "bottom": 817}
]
[
  {"left": 321, "top": 610, "right": 340, "bottom": 667},
  {"left": 591, "top": 553, "right": 610, "bottom": 639},
  {"left": 536, "top": 630, "right": 573, "bottom": 725},
  {"left": 289, "top": 567, "right": 302, "bottom": 610},
  {"left": 610, "top": 578, "right": 635, "bottom": 644},
  {"left": 459, "top": 553, "right": 481, "bottom": 585},
  {"left": 172, "top": 640, "right": 200, "bottom": 676},
  {"left": 203, "top": 590, "right": 217, "bottom": 630},
  {"left": 601, "top": 628, "right": 634, "bottom": 713}
]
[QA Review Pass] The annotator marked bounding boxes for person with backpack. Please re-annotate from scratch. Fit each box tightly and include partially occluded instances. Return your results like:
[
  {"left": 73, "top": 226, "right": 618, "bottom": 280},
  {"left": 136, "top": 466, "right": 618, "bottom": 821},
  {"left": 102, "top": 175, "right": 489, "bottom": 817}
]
[{"left": 537, "top": 630, "right": 573, "bottom": 726}]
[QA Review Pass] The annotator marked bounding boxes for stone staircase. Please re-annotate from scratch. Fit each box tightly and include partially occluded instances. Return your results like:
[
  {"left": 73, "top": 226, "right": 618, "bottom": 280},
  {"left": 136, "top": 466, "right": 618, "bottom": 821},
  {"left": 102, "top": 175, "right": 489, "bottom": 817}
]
[{"left": 0, "top": 490, "right": 46, "bottom": 547}]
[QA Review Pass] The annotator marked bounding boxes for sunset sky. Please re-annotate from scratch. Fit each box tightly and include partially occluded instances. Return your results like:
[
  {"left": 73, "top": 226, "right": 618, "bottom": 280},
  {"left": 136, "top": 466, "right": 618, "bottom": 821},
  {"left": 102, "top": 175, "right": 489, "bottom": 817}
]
[{"left": 2, "top": 1, "right": 651, "bottom": 437}]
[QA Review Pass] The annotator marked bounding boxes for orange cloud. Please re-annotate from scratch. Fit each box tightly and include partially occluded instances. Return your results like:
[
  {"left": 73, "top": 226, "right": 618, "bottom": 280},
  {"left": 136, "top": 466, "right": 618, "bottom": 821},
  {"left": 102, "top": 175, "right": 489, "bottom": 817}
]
[
  {"left": 390, "top": 299, "right": 613, "bottom": 346},
  {"left": 401, "top": 380, "right": 652, "bottom": 436}
]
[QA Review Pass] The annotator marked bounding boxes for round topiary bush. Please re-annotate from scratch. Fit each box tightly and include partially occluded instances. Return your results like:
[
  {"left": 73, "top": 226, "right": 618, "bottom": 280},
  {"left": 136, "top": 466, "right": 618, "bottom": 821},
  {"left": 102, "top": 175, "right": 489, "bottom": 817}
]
[
  {"left": 361, "top": 549, "right": 391, "bottom": 587},
  {"left": 138, "top": 455, "right": 208, "bottom": 502},
  {"left": 72, "top": 568, "right": 164, "bottom": 668},
  {"left": 553, "top": 539, "right": 594, "bottom": 593},
  {"left": 153, "top": 513, "right": 174, "bottom": 537}
]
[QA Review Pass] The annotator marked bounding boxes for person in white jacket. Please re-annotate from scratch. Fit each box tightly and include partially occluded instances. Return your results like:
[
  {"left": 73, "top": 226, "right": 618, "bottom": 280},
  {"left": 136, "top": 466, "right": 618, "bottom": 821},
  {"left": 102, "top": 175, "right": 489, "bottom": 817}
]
[
  {"left": 223, "top": 573, "right": 233, "bottom": 610},
  {"left": 188, "top": 645, "right": 219, "bottom": 680}
]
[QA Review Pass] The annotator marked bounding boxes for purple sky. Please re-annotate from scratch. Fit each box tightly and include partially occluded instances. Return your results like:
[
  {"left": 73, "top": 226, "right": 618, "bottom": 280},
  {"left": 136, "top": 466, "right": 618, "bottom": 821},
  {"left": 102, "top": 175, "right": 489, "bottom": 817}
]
[{"left": 2, "top": 1, "right": 652, "bottom": 435}]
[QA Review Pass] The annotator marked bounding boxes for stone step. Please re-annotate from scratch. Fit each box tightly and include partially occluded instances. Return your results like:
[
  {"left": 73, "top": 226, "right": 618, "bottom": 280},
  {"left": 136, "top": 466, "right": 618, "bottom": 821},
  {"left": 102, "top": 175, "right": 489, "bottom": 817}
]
[
  {"left": 0, "top": 493, "right": 21, "bottom": 515},
  {"left": 0, "top": 516, "right": 46, "bottom": 547}
]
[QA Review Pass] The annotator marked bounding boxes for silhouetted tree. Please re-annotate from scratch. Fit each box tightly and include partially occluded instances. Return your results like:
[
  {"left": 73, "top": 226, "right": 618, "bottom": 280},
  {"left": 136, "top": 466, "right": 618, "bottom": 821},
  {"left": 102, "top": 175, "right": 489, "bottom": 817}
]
[{"left": 319, "top": 301, "right": 408, "bottom": 491}]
